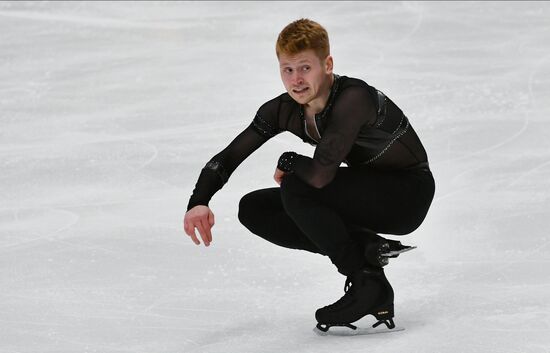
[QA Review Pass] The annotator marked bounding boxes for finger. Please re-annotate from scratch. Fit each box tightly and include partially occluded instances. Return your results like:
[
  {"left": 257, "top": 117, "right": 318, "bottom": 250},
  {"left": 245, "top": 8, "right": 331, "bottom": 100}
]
[
  {"left": 195, "top": 222, "right": 210, "bottom": 246},
  {"left": 183, "top": 219, "right": 192, "bottom": 236},
  {"left": 208, "top": 211, "right": 215, "bottom": 227},
  {"left": 201, "top": 219, "right": 213, "bottom": 244},
  {"left": 189, "top": 226, "right": 201, "bottom": 245},
  {"left": 202, "top": 219, "right": 213, "bottom": 244}
]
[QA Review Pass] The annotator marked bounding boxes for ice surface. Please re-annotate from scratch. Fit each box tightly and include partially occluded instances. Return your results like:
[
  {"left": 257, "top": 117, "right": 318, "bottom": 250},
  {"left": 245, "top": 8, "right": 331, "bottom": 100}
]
[{"left": 1, "top": 2, "right": 549, "bottom": 352}]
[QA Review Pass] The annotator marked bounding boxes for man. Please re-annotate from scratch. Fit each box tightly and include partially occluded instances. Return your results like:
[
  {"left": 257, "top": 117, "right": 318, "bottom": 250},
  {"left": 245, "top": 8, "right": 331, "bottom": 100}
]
[{"left": 183, "top": 18, "right": 435, "bottom": 333}]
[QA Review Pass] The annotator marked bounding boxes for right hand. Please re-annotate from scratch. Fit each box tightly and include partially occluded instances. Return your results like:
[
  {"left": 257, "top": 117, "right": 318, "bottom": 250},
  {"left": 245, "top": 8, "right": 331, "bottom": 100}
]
[
  {"left": 274, "top": 167, "right": 287, "bottom": 185},
  {"left": 183, "top": 205, "right": 215, "bottom": 246}
]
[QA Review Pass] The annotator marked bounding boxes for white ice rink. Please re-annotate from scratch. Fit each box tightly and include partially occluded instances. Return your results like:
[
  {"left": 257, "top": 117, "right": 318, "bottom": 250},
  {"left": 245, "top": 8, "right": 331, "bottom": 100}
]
[{"left": 1, "top": 2, "right": 549, "bottom": 352}]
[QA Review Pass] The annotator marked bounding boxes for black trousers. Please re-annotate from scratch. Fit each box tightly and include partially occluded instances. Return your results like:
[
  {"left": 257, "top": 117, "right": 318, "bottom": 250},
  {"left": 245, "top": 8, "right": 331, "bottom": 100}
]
[{"left": 238, "top": 166, "right": 435, "bottom": 276}]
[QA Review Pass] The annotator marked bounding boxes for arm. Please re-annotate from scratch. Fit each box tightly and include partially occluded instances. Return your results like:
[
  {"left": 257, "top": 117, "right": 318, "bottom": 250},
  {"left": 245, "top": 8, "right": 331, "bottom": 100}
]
[
  {"left": 186, "top": 123, "right": 271, "bottom": 211},
  {"left": 184, "top": 104, "right": 282, "bottom": 245},
  {"left": 276, "top": 87, "right": 376, "bottom": 188}
]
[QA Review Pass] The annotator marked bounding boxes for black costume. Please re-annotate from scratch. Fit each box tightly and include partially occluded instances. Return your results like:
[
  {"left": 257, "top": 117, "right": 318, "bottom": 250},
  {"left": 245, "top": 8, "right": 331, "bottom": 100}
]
[{"left": 187, "top": 74, "right": 435, "bottom": 277}]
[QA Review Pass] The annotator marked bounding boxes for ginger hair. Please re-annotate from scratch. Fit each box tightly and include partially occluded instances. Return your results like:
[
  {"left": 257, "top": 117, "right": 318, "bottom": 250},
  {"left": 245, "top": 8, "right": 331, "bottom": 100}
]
[{"left": 276, "top": 19, "right": 330, "bottom": 60}]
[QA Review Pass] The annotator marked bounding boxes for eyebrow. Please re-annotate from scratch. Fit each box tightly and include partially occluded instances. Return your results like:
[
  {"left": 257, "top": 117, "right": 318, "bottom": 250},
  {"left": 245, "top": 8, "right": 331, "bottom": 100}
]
[{"left": 279, "top": 59, "right": 312, "bottom": 67}]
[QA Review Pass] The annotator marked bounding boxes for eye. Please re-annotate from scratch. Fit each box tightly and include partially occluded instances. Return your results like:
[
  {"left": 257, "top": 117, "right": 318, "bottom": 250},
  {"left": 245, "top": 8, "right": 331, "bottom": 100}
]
[
  {"left": 302, "top": 66, "right": 310, "bottom": 72},
  {"left": 283, "top": 67, "right": 293, "bottom": 74}
]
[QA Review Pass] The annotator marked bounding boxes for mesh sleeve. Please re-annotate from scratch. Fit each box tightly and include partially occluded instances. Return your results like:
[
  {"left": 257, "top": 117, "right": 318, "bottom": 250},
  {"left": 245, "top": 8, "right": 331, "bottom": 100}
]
[
  {"left": 187, "top": 99, "right": 282, "bottom": 211},
  {"left": 186, "top": 124, "right": 271, "bottom": 210},
  {"left": 290, "top": 86, "right": 376, "bottom": 188}
]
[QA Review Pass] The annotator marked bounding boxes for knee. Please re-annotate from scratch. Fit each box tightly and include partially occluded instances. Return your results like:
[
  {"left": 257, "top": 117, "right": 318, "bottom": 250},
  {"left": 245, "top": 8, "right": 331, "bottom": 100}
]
[
  {"left": 238, "top": 192, "right": 256, "bottom": 228},
  {"left": 239, "top": 190, "right": 272, "bottom": 230}
]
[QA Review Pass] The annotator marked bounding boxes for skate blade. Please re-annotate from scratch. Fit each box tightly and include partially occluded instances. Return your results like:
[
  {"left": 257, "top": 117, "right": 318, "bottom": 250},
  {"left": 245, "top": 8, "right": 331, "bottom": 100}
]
[
  {"left": 313, "top": 325, "right": 405, "bottom": 336},
  {"left": 380, "top": 246, "right": 417, "bottom": 257}
]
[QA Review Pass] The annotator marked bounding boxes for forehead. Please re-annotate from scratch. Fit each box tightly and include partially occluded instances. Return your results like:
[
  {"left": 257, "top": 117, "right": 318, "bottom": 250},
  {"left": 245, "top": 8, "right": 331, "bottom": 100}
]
[{"left": 278, "top": 50, "right": 319, "bottom": 66}]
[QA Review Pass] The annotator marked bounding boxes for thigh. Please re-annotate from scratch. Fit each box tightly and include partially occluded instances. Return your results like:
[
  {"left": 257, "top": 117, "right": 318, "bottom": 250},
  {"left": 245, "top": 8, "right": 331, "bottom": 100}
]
[
  {"left": 239, "top": 187, "right": 284, "bottom": 231},
  {"left": 313, "top": 167, "right": 435, "bottom": 234},
  {"left": 240, "top": 187, "right": 283, "bottom": 212},
  {"left": 238, "top": 187, "right": 323, "bottom": 253}
]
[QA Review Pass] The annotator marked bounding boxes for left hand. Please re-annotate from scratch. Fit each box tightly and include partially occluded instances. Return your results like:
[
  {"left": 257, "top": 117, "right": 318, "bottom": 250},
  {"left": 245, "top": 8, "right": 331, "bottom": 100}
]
[{"left": 274, "top": 167, "right": 287, "bottom": 185}]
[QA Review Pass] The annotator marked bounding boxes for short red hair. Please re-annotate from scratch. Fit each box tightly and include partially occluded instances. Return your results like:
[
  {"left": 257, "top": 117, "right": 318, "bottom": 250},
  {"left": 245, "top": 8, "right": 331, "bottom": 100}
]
[{"left": 276, "top": 19, "right": 330, "bottom": 60}]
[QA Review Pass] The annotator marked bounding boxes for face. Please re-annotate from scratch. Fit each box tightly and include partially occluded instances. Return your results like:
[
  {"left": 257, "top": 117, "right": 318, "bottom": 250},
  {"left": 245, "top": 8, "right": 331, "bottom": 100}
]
[{"left": 278, "top": 49, "right": 333, "bottom": 105}]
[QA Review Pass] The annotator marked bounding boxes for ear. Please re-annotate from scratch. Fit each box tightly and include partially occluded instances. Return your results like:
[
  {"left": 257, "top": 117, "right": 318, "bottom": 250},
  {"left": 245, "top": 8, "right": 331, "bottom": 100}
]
[{"left": 324, "top": 55, "right": 334, "bottom": 74}]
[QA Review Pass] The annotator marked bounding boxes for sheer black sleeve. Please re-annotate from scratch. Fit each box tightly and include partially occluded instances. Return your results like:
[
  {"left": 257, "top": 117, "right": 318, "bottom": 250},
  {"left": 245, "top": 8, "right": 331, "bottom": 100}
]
[
  {"left": 281, "top": 86, "right": 376, "bottom": 188},
  {"left": 186, "top": 100, "right": 282, "bottom": 211}
]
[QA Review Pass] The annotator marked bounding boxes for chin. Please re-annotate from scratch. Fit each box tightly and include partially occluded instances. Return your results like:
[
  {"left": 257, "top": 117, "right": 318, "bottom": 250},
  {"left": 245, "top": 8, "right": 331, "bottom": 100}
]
[{"left": 290, "top": 93, "right": 310, "bottom": 105}]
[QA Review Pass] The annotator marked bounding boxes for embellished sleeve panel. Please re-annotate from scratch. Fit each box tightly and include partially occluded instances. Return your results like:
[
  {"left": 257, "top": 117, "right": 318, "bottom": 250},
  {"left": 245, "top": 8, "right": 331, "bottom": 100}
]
[
  {"left": 251, "top": 113, "right": 280, "bottom": 139},
  {"left": 249, "top": 94, "right": 286, "bottom": 140},
  {"left": 204, "top": 159, "right": 229, "bottom": 184}
]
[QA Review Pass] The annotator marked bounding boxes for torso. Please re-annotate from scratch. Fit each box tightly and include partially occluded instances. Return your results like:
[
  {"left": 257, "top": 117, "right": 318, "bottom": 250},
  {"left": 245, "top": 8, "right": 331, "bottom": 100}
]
[
  {"left": 304, "top": 111, "right": 322, "bottom": 142},
  {"left": 254, "top": 74, "right": 429, "bottom": 171}
]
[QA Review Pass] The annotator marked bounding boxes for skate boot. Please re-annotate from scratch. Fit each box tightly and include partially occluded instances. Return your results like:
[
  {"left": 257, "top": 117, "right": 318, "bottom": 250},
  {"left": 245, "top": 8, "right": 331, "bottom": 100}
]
[{"left": 315, "top": 266, "right": 395, "bottom": 333}]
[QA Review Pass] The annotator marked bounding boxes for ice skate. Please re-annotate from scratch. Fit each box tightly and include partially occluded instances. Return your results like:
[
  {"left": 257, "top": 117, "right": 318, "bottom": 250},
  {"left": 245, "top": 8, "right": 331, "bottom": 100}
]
[
  {"left": 314, "top": 266, "right": 402, "bottom": 335},
  {"left": 381, "top": 239, "right": 416, "bottom": 258},
  {"left": 362, "top": 236, "right": 416, "bottom": 267},
  {"left": 349, "top": 227, "right": 416, "bottom": 267}
]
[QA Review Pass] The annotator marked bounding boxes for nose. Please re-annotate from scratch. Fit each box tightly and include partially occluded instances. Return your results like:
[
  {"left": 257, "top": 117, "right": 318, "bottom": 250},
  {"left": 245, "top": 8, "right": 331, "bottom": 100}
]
[{"left": 291, "top": 71, "right": 304, "bottom": 86}]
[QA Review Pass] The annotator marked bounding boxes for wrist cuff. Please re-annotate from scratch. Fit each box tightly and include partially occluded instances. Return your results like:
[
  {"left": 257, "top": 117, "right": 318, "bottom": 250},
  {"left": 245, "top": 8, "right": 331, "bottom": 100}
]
[{"left": 277, "top": 151, "right": 297, "bottom": 173}]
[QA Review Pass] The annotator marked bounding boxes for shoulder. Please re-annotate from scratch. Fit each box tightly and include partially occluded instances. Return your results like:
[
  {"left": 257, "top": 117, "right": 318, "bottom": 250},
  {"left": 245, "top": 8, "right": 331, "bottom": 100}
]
[
  {"left": 252, "top": 92, "right": 297, "bottom": 138},
  {"left": 256, "top": 91, "right": 299, "bottom": 124},
  {"left": 334, "top": 75, "right": 377, "bottom": 107},
  {"left": 257, "top": 92, "right": 296, "bottom": 113},
  {"left": 338, "top": 75, "right": 377, "bottom": 97}
]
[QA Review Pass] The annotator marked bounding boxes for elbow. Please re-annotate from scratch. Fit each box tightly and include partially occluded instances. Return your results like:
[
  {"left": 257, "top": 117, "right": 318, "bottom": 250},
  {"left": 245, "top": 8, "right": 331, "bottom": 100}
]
[
  {"left": 310, "top": 175, "right": 335, "bottom": 189},
  {"left": 309, "top": 166, "right": 339, "bottom": 188}
]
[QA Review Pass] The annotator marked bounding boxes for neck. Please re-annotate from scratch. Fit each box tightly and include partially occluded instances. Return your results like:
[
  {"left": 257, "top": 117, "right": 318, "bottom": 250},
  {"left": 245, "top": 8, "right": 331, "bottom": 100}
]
[{"left": 305, "top": 74, "right": 335, "bottom": 114}]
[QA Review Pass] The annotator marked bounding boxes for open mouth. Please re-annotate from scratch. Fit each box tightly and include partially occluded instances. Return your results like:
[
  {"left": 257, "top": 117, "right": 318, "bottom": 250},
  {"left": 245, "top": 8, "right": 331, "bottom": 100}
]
[{"left": 293, "top": 87, "right": 309, "bottom": 94}]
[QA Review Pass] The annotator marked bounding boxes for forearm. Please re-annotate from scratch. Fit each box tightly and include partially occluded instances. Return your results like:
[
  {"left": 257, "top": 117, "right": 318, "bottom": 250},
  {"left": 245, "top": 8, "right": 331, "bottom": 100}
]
[
  {"left": 187, "top": 160, "right": 228, "bottom": 211},
  {"left": 277, "top": 152, "right": 337, "bottom": 189},
  {"left": 186, "top": 122, "right": 271, "bottom": 211}
]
